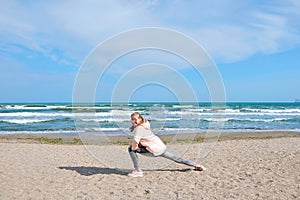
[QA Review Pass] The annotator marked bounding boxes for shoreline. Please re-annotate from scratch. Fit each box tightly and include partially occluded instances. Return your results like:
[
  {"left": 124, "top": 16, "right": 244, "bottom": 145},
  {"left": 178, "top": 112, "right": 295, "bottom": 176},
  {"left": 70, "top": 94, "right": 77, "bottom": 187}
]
[{"left": 1, "top": 131, "right": 299, "bottom": 145}]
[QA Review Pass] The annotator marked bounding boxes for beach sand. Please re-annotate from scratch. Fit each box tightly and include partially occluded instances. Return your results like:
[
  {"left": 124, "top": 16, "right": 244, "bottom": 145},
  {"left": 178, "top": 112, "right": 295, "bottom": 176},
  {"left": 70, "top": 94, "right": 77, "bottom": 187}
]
[{"left": 1, "top": 132, "right": 299, "bottom": 199}]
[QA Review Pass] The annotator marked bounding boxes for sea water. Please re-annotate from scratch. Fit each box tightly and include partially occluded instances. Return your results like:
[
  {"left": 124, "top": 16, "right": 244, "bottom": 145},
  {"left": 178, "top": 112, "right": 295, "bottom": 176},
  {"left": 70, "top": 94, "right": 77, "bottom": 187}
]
[{"left": 0, "top": 102, "right": 299, "bottom": 136}]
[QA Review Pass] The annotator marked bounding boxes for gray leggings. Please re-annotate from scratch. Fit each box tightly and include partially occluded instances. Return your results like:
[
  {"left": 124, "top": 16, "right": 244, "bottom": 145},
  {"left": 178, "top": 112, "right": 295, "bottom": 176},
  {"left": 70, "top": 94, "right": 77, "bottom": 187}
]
[{"left": 128, "top": 145, "right": 197, "bottom": 169}]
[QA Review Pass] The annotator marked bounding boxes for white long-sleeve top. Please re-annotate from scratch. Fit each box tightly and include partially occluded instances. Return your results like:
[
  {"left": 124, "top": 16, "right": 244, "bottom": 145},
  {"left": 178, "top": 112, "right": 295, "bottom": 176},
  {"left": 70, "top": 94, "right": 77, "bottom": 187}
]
[{"left": 133, "top": 125, "right": 167, "bottom": 156}]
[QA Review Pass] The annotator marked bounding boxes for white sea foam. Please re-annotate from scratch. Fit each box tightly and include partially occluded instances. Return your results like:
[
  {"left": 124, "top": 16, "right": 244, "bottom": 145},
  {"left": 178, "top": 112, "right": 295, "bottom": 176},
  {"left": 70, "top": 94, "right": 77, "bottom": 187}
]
[
  {"left": 0, "top": 112, "right": 73, "bottom": 117},
  {"left": 0, "top": 130, "right": 78, "bottom": 135},
  {"left": 0, "top": 103, "right": 299, "bottom": 135},
  {"left": 2, "top": 119, "right": 53, "bottom": 124}
]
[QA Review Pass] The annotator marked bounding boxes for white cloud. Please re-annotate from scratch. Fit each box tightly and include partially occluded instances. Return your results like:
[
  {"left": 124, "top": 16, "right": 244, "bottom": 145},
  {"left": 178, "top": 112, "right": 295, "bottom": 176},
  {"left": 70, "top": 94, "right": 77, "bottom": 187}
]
[
  {"left": 1, "top": 0, "right": 299, "bottom": 102},
  {"left": 1, "top": 0, "right": 300, "bottom": 67},
  {"left": 182, "top": 0, "right": 300, "bottom": 63}
]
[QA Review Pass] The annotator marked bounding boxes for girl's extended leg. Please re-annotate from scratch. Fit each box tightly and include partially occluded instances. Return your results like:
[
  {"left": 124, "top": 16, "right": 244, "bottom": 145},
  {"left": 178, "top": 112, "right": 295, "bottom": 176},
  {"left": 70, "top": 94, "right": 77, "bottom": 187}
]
[{"left": 160, "top": 150, "right": 198, "bottom": 167}]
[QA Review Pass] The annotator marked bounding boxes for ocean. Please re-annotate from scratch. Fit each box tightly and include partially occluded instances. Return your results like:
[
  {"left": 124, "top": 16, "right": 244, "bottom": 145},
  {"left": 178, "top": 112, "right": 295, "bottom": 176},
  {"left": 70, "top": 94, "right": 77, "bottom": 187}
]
[{"left": 0, "top": 102, "right": 299, "bottom": 136}]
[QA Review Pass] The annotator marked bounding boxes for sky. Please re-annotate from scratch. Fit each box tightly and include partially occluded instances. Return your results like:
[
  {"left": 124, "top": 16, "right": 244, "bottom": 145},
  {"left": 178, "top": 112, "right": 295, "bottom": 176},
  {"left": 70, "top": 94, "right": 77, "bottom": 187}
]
[{"left": 1, "top": 0, "right": 300, "bottom": 103}]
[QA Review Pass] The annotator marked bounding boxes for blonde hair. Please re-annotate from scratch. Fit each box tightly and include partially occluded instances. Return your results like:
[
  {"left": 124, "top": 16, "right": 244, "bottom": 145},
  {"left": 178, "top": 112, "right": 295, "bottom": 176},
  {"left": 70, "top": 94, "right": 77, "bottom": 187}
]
[
  {"left": 130, "top": 112, "right": 146, "bottom": 131},
  {"left": 131, "top": 112, "right": 145, "bottom": 123}
]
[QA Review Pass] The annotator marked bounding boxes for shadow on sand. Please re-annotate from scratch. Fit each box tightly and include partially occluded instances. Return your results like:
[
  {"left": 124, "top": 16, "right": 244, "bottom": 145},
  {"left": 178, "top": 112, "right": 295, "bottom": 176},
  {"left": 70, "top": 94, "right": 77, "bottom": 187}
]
[
  {"left": 58, "top": 166, "right": 129, "bottom": 176},
  {"left": 58, "top": 166, "right": 192, "bottom": 176}
]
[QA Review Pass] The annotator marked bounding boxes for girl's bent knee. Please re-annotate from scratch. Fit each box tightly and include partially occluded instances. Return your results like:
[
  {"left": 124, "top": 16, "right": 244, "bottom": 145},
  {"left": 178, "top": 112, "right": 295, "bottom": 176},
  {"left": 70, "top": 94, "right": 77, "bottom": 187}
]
[{"left": 128, "top": 145, "right": 133, "bottom": 152}]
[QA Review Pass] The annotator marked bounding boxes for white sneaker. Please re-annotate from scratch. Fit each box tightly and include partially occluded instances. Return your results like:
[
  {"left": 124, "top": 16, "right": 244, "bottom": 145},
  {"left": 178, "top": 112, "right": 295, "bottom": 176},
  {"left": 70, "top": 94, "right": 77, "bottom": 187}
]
[
  {"left": 128, "top": 171, "right": 143, "bottom": 177},
  {"left": 195, "top": 165, "right": 206, "bottom": 171}
]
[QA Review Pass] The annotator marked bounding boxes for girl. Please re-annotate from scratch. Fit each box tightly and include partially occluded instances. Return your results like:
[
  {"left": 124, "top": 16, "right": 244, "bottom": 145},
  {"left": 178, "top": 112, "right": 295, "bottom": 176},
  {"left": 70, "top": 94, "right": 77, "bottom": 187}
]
[{"left": 128, "top": 112, "right": 206, "bottom": 177}]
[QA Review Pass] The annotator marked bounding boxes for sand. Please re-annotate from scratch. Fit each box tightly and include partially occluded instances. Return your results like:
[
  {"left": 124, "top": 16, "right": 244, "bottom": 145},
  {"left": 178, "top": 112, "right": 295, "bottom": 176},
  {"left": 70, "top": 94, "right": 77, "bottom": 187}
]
[{"left": 0, "top": 133, "right": 299, "bottom": 199}]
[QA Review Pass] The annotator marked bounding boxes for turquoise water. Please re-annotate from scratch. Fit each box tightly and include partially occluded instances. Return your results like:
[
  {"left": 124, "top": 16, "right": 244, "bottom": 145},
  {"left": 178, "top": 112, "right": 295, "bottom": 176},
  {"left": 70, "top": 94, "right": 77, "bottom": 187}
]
[{"left": 0, "top": 102, "right": 299, "bottom": 136}]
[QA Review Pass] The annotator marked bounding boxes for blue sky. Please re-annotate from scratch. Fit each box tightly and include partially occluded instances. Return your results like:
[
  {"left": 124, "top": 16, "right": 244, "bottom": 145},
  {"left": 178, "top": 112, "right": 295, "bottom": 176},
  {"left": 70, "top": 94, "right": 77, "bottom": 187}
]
[{"left": 1, "top": 0, "right": 300, "bottom": 102}]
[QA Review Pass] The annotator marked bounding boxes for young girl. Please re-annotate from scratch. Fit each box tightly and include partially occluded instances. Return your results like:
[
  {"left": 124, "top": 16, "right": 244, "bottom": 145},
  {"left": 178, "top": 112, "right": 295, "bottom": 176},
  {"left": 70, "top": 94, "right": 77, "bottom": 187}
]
[{"left": 128, "top": 112, "right": 206, "bottom": 177}]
